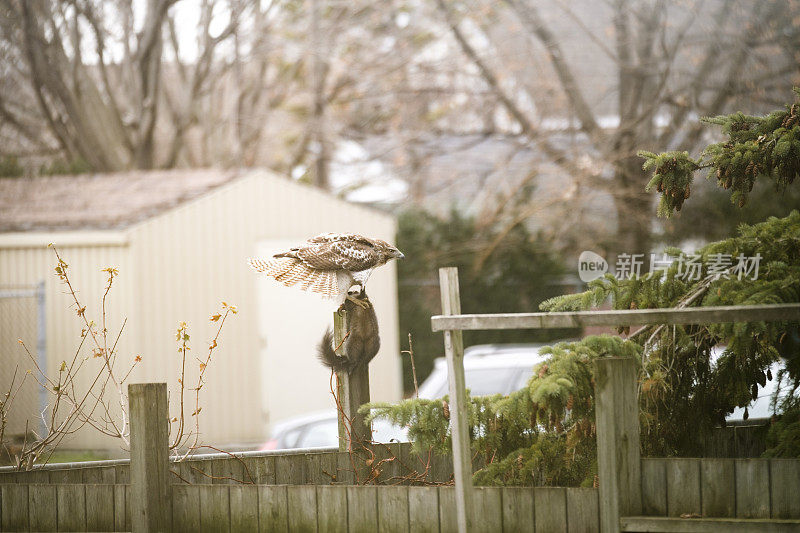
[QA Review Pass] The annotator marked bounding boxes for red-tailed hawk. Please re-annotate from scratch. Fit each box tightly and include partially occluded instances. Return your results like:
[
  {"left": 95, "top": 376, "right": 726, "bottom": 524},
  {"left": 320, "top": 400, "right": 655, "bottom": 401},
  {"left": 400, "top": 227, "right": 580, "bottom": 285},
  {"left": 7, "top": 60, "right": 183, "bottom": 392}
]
[{"left": 248, "top": 233, "right": 404, "bottom": 305}]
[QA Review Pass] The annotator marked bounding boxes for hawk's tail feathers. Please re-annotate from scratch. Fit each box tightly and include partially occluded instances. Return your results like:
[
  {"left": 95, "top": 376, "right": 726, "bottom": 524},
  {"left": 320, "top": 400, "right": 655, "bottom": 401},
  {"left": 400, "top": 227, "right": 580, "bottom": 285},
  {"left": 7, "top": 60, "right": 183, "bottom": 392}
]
[{"left": 248, "top": 257, "right": 338, "bottom": 297}]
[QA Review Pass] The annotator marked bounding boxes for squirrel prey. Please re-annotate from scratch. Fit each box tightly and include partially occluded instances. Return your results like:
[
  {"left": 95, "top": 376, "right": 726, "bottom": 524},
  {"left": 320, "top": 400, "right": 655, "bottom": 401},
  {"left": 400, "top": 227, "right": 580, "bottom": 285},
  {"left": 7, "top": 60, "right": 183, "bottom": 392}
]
[{"left": 318, "top": 288, "right": 380, "bottom": 373}]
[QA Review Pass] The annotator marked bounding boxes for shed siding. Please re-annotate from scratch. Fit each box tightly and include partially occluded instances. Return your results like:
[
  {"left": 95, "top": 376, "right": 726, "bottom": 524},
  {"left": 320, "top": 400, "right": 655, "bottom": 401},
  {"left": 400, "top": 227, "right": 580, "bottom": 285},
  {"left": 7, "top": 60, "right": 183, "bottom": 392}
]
[
  {"left": 0, "top": 170, "right": 401, "bottom": 450},
  {"left": 128, "top": 171, "right": 401, "bottom": 445}
]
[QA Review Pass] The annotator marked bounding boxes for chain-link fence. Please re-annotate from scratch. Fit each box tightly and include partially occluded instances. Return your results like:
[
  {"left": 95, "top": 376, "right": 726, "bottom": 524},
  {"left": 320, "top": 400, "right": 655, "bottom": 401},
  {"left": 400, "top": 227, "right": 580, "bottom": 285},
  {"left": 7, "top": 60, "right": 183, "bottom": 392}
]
[{"left": 0, "top": 283, "right": 45, "bottom": 440}]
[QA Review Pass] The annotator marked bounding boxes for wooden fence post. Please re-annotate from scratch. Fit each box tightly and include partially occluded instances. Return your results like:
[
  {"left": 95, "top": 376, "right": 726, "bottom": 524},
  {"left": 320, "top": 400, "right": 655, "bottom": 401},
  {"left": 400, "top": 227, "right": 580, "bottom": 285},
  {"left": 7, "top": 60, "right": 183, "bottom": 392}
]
[
  {"left": 438, "top": 267, "right": 473, "bottom": 533},
  {"left": 129, "top": 383, "right": 171, "bottom": 532},
  {"left": 595, "top": 357, "right": 642, "bottom": 533},
  {"left": 335, "top": 309, "right": 372, "bottom": 453}
]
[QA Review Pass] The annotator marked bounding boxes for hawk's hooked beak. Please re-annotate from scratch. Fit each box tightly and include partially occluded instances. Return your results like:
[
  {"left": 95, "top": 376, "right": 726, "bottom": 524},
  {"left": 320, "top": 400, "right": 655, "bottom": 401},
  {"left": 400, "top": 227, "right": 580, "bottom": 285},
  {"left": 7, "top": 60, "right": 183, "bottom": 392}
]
[{"left": 394, "top": 250, "right": 405, "bottom": 259}]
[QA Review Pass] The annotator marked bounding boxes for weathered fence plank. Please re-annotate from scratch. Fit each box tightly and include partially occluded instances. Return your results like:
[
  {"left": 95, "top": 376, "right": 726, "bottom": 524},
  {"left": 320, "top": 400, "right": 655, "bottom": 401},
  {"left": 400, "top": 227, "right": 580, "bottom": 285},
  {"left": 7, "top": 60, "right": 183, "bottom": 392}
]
[
  {"left": 129, "top": 382, "right": 171, "bottom": 532},
  {"left": 175, "top": 459, "right": 209, "bottom": 484},
  {"left": 430, "top": 453, "right": 455, "bottom": 484},
  {"left": 230, "top": 485, "right": 259, "bottom": 531},
  {"left": 210, "top": 458, "right": 234, "bottom": 484},
  {"left": 258, "top": 485, "right": 288, "bottom": 532},
  {"left": 473, "top": 487, "right": 503, "bottom": 532},
  {"left": 317, "top": 485, "right": 348, "bottom": 533},
  {"left": 735, "top": 459, "right": 770, "bottom": 518},
  {"left": 307, "top": 452, "right": 338, "bottom": 485},
  {"left": 378, "top": 485, "right": 409, "bottom": 533},
  {"left": 244, "top": 456, "right": 276, "bottom": 485},
  {"left": 771, "top": 458, "right": 800, "bottom": 519},
  {"left": 408, "top": 486, "right": 439, "bottom": 533},
  {"left": 275, "top": 454, "right": 306, "bottom": 485},
  {"left": 534, "top": 487, "right": 567, "bottom": 533},
  {"left": 700, "top": 458, "right": 735, "bottom": 518},
  {"left": 49, "top": 467, "right": 83, "bottom": 483},
  {"left": 347, "top": 485, "right": 378, "bottom": 532},
  {"left": 336, "top": 451, "right": 357, "bottom": 485},
  {"left": 641, "top": 458, "right": 667, "bottom": 516},
  {"left": 666, "top": 458, "right": 701, "bottom": 517},
  {"left": 501, "top": 487, "right": 534, "bottom": 533},
  {"left": 115, "top": 464, "right": 130, "bottom": 484},
  {"left": 114, "top": 483, "right": 130, "bottom": 531},
  {"left": 199, "top": 484, "right": 230, "bottom": 533},
  {"left": 212, "top": 457, "right": 247, "bottom": 484},
  {"left": 567, "top": 487, "right": 600, "bottom": 533},
  {"left": 23, "top": 469, "right": 48, "bottom": 483},
  {"left": 287, "top": 485, "right": 317, "bottom": 532},
  {"left": 28, "top": 484, "right": 57, "bottom": 531},
  {"left": 172, "top": 484, "right": 201, "bottom": 533},
  {"left": 86, "top": 484, "right": 116, "bottom": 531},
  {"left": 1, "top": 484, "right": 28, "bottom": 530},
  {"left": 595, "top": 357, "right": 641, "bottom": 532},
  {"left": 57, "top": 484, "right": 87, "bottom": 531},
  {"left": 439, "top": 486, "right": 458, "bottom": 533},
  {"left": 439, "top": 266, "right": 474, "bottom": 533},
  {"left": 83, "top": 465, "right": 116, "bottom": 484},
  {"left": 431, "top": 303, "right": 800, "bottom": 331},
  {"left": 380, "top": 442, "right": 406, "bottom": 482}
]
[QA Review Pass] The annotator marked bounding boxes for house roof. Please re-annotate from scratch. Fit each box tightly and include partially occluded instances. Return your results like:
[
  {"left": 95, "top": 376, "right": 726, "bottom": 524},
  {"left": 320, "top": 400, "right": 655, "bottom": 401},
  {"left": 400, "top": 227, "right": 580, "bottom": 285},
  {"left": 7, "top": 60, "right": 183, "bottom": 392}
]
[{"left": 0, "top": 169, "right": 240, "bottom": 232}]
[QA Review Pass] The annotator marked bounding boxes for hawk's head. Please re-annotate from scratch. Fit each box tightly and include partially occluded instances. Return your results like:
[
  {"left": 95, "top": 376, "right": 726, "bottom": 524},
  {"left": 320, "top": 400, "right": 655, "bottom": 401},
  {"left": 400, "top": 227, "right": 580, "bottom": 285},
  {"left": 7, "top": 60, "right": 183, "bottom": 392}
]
[{"left": 373, "top": 239, "right": 404, "bottom": 263}]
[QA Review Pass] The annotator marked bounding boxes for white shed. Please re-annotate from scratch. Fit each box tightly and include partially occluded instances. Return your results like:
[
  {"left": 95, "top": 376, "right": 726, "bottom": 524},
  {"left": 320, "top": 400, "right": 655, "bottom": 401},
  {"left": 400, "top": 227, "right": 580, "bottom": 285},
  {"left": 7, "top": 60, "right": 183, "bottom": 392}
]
[{"left": 0, "top": 169, "right": 402, "bottom": 451}]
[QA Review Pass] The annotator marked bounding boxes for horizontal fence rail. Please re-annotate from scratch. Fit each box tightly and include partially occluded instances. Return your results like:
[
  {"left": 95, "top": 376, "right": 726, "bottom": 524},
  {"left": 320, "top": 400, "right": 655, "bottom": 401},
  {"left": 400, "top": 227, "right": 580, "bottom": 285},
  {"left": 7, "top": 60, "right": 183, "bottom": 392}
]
[
  {"left": 0, "top": 442, "right": 457, "bottom": 486},
  {"left": 431, "top": 303, "right": 800, "bottom": 331}
]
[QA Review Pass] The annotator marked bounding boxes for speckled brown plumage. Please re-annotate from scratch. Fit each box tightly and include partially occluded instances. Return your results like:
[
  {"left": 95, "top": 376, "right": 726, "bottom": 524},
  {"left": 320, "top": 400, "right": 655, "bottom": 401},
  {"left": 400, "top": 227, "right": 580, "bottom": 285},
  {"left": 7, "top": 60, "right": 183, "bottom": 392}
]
[{"left": 248, "top": 232, "right": 403, "bottom": 300}]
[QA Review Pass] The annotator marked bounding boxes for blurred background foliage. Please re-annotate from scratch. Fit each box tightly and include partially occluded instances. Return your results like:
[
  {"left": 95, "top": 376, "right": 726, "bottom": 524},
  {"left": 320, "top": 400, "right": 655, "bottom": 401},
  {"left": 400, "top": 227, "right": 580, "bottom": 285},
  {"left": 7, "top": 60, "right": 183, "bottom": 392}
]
[{"left": 396, "top": 208, "right": 578, "bottom": 392}]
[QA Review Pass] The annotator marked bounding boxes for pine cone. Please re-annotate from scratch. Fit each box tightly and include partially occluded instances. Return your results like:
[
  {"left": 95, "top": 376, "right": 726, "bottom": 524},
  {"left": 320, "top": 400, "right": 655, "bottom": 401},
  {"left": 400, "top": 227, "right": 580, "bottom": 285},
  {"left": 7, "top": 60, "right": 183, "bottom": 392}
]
[
  {"left": 442, "top": 400, "right": 450, "bottom": 420},
  {"left": 538, "top": 364, "right": 549, "bottom": 378}
]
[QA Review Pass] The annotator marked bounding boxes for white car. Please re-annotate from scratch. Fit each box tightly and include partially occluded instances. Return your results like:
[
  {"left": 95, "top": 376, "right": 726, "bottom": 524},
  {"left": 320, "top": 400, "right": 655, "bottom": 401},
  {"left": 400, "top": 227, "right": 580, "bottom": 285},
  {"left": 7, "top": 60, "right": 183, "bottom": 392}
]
[
  {"left": 261, "top": 343, "right": 786, "bottom": 449},
  {"left": 261, "top": 344, "right": 550, "bottom": 450},
  {"left": 421, "top": 343, "right": 789, "bottom": 422},
  {"left": 417, "top": 344, "right": 551, "bottom": 399},
  {"left": 261, "top": 410, "right": 408, "bottom": 451}
]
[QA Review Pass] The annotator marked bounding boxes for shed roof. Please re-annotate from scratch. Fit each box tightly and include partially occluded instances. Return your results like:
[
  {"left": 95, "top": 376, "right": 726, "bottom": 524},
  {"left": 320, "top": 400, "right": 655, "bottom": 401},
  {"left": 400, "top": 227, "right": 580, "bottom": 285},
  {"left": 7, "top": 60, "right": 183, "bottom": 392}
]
[{"left": 0, "top": 169, "right": 240, "bottom": 232}]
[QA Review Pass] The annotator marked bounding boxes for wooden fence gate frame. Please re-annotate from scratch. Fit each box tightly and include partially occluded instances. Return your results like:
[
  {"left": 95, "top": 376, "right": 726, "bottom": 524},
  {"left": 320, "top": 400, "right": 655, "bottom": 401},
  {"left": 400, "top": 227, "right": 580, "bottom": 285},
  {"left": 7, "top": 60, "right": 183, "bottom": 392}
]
[{"left": 431, "top": 266, "right": 800, "bottom": 533}]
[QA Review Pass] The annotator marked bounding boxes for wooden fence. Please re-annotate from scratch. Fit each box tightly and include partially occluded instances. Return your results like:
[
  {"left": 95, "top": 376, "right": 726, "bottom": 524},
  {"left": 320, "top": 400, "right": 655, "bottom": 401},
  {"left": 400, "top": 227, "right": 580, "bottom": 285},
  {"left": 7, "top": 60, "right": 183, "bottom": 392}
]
[
  {"left": 0, "top": 443, "right": 455, "bottom": 487},
  {"left": 0, "top": 482, "right": 602, "bottom": 532},
  {"left": 0, "top": 268, "right": 798, "bottom": 532},
  {"left": 431, "top": 267, "right": 800, "bottom": 532}
]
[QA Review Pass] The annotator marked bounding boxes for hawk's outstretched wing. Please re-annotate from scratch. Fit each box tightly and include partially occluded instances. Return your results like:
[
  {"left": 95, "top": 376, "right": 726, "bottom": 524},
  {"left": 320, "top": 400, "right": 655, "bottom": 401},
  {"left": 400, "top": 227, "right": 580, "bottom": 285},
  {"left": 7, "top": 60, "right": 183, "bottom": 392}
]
[
  {"left": 249, "top": 232, "right": 401, "bottom": 299},
  {"left": 274, "top": 234, "right": 380, "bottom": 272}
]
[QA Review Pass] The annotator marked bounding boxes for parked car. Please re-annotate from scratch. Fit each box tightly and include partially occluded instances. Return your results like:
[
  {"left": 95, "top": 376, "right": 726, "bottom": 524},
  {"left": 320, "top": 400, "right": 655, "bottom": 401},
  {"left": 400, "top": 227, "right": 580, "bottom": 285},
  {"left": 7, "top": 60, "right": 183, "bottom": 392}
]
[
  {"left": 261, "top": 343, "right": 789, "bottom": 449},
  {"left": 417, "top": 344, "right": 551, "bottom": 399},
  {"left": 262, "top": 344, "right": 550, "bottom": 450},
  {"left": 261, "top": 410, "right": 408, "bottom": 451}
]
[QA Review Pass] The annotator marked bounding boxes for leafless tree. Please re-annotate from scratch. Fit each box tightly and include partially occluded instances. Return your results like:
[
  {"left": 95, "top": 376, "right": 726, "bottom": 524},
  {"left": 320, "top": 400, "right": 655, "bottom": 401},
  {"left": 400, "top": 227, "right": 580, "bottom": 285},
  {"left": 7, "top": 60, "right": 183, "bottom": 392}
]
[
  {"left": 427, "top": 0, "right": 800, "bottom": 254},
  {"left": 0, "top": 0, "right": 253, "bottom": 171}
]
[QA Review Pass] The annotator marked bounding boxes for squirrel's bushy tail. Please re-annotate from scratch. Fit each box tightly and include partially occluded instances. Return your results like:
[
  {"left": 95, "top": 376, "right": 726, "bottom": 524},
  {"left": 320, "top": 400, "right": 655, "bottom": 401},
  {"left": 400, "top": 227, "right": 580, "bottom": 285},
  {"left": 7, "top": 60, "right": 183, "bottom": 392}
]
[{"left": 318, "top": 328, "right": 351, "bottom": 373}]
